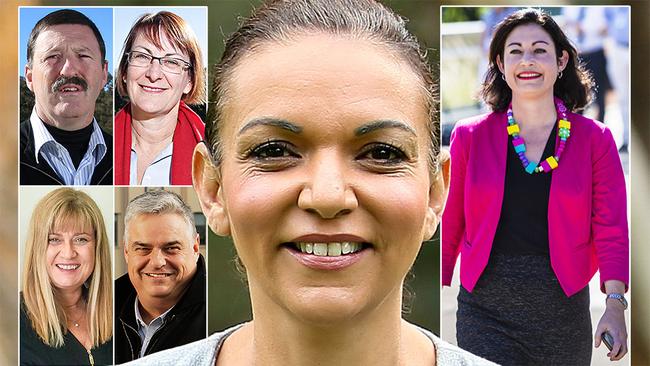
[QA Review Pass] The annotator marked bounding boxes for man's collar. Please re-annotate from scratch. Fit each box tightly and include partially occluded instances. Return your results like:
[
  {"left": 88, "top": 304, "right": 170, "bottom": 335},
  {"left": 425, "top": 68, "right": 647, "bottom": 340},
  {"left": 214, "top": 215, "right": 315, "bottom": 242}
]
[
  {"left": 29, "top": 107, "right": 106, "bottom": 164},
  {"left": 134, "top": 297, "right": 174, "bottom": 328}
]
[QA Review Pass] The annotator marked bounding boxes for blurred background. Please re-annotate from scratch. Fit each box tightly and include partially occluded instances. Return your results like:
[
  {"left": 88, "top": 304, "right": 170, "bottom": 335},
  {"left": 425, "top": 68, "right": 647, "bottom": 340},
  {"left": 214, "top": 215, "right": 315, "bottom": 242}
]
[{"left": 1, "top": 0, "right": 647, "bottom": 365}]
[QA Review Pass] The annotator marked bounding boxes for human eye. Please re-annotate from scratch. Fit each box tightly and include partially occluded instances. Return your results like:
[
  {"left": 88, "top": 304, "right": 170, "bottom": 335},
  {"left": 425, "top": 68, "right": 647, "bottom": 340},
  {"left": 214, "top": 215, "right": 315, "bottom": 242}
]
[
  {"left": 509, "top": 49, "right": 522, "bottom": 55},
  {"left": 131, "top": 52, "right": 150, "bottom": 62},
  {"left": 43, "top": 53, "right": 61, "bottom": 62},
  {"left": 534, "top": 48, "right": 547, "bottom": 54},
  {"left": 164, "top": 246, "right": 181, "bottom": 253},
  {"left": 48, "top": 236, "right": 61, "bottom": 245},
  {"left": 162, "top": 58, "right": 182, "bottom": 67},
  {"left": 74, "top": 236, "right": 90, "bottom": 245},
  {"left": 247, "top": 141, "right": 299, "bottom": 160},
  {"left": 358, "top": 143, "right": 408, "bottom": 165}
]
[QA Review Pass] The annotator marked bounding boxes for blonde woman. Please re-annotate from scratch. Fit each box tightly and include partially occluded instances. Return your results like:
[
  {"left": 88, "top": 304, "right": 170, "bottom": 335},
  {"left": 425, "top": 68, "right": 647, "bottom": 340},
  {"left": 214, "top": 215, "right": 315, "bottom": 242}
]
[{"left": 20, "top": 188, "right": 112, "bottom": 365}]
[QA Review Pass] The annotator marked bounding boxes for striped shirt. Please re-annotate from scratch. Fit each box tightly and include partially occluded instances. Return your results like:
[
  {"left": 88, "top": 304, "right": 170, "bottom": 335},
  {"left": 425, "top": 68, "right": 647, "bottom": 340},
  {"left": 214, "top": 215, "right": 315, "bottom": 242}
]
[{"left": 30, "top": 109, "right": 107, "bottom": 185}]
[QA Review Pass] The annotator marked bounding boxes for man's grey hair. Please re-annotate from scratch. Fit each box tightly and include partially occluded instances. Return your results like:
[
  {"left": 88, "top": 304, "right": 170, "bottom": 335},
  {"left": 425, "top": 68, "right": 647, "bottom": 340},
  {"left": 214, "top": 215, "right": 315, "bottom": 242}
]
[{"left": 124, "top": 190, "right": 197, "bottom": 242}]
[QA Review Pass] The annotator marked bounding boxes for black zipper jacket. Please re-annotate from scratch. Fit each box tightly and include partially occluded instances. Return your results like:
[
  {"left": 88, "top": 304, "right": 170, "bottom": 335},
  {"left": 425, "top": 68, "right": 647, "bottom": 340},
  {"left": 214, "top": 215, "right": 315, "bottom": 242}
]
[{"left": 115, "top": 254, "right": 206, "bottom": 363}]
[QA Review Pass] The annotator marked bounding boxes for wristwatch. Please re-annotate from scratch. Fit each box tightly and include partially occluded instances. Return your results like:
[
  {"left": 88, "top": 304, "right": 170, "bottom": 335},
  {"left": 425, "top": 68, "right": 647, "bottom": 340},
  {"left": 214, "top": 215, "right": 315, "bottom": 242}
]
[{"left": 606, "top": 293, "right": 628, "bottom": 310}]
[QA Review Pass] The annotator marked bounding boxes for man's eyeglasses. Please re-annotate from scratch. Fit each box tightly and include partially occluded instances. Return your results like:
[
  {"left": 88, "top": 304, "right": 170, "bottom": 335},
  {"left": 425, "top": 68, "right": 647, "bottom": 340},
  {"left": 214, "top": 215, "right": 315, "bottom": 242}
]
[{"left": 126, "top": 51, "right": 192, "bottom": 74}]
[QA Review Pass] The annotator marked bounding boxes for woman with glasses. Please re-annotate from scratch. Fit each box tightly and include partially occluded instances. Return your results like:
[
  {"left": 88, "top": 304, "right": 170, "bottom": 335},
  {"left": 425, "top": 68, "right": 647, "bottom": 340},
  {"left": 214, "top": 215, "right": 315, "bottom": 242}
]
[{"left": 115, "top": 11, "right": 206, "bottom": 185}]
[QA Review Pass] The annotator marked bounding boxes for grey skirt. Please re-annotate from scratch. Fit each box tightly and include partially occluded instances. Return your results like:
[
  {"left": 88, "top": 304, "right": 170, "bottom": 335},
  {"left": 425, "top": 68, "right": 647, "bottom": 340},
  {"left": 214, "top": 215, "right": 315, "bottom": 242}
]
[{"left": 456, "top": 254, "right": 592, "bottom": 366}]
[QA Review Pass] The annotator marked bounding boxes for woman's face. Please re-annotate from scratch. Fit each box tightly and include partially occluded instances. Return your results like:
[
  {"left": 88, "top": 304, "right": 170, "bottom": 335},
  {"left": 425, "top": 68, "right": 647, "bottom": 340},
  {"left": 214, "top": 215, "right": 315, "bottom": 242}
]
[
  {"left": 497, "top": 23, "right": 568, "bottom": 100},
  {"left": 125, "top": 32, "right": 192, "bottom": 119},
  {"left": 199, "top": 34, "right": 443, "bottom": 324},
  {"left": 46, "top": 224, "right": 96, "bottom": 292}
]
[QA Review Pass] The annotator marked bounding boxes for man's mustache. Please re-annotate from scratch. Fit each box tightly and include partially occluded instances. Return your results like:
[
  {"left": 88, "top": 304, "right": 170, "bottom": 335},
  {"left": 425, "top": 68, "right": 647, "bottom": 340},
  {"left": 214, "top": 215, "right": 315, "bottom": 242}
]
[{"left": 50, "top": 76, "right": 88, "bottom": 93}]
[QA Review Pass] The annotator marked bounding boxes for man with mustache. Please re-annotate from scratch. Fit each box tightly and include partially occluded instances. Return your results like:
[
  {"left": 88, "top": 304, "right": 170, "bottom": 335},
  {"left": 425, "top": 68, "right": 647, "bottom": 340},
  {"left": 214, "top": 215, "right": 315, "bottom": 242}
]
[{"left": 20, "top": 9, "right": 112, "bottom": 185}]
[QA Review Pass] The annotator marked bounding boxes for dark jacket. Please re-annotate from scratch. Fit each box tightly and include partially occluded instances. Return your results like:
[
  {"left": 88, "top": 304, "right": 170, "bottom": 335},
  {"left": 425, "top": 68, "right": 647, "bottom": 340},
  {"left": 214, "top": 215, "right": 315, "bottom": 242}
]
[
  {"left": 20, "top": 119, "right": 113, "bottom": 185},
  {"left": 115, "top": 254, "right": 206, "bottom": 363}
]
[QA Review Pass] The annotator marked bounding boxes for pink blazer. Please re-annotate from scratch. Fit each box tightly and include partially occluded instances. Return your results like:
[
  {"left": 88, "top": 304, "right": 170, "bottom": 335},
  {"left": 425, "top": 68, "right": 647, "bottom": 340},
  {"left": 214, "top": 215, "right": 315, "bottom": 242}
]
[{"left": 441, "top": 111, "right": 629, "bottom": 297}]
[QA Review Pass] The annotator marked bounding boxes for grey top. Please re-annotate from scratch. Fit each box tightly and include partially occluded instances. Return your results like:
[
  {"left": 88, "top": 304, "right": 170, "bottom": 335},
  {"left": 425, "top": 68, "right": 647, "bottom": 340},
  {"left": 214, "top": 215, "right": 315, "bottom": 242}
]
[{"left": 122, "top": 323, "right": 497, "bottom": 366}]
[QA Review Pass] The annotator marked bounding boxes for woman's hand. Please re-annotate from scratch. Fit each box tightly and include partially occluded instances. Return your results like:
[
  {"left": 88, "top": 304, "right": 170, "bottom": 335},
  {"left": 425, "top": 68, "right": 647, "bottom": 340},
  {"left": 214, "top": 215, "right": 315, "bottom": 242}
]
[{"left": 594, "top": 280, "right": 628, "bottom": 361}]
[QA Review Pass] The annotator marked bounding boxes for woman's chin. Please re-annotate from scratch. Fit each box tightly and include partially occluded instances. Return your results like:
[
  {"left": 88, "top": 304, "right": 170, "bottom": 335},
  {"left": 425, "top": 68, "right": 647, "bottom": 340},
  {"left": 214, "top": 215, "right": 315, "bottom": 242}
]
[{"left": 282, "top": 287, "right": 375, "bottom": 326}]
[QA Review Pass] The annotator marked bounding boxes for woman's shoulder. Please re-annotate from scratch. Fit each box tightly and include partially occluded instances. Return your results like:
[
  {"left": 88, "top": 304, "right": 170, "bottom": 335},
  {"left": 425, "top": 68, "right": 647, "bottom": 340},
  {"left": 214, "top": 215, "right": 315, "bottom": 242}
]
[
  {"left": 454, "top": 111, "right": 505, "bottom": 134},
  {"left": 121, "top": 323, "right": 244, "bottom": 366},
  {"left": 415, "top": 326, "right": 499, "bottom": 366},
  {"left": 567, "top": 112, "right": 616, "bottom": 145}
]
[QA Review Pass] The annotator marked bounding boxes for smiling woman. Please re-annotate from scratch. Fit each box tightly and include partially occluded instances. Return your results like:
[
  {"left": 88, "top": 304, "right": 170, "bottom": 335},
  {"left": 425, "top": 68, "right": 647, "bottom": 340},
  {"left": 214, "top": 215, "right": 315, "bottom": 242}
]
[
  {"left": 123, "top": 1, "right": 494, "bottom": 365},
  {"left": 20, "top": 187, "right": 112, "bottom": 365},
  {"left": 115, "top": 10, "right": 206, "bottom": 186}
]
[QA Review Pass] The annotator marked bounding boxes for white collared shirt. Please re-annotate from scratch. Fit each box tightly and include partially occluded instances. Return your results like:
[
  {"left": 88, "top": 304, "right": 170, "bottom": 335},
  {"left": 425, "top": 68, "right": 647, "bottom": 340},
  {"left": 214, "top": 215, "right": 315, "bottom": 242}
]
[
  {"left": 129, "top": 142, "right": 172, "bottom": 186},
  {"left": 134, "top": 298, "right": 174, "bottom": 358},
  {"left": 30, "top": 108, "right": 107, "bottom": 185}
]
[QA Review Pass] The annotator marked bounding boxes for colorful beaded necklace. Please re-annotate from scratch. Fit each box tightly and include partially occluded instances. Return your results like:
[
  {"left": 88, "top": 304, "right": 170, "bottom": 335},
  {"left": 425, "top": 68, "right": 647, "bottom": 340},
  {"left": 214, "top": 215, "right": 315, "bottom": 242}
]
[{"left": 506, "top": 97, "right": 571, "bottom": 174}]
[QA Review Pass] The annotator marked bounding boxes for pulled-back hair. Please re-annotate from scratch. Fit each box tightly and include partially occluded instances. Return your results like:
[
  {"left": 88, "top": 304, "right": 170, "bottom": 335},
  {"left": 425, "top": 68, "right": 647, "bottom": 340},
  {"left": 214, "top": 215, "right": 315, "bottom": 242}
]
[
  {"left": 480, "top": 8, "right": 593, "bottom": 112},
  {"left": 22, "top": 188, "right": 112, "bottom": 348},
  {"left": 206, "top": 0, "right": 438, "bottom": 170}
]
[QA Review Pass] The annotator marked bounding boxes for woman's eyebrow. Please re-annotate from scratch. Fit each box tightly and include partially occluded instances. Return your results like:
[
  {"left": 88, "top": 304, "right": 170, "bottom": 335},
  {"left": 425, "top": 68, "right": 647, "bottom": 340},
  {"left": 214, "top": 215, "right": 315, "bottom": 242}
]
[
  {"left": 237, "top": 117, "right": 303, "bottom": 135},
  {"left": 354, "top": 120, "right": 417, "bottom": 136}
]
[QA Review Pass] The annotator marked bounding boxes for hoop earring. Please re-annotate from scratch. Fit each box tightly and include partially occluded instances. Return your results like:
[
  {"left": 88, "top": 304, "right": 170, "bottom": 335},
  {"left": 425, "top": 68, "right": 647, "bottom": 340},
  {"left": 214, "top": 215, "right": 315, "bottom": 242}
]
[
  {"left": 558, "top": 71, "right": 563, "bottom": 79},
  {"left": 501, "top": 74, "right": 506, "bottom": 81}
]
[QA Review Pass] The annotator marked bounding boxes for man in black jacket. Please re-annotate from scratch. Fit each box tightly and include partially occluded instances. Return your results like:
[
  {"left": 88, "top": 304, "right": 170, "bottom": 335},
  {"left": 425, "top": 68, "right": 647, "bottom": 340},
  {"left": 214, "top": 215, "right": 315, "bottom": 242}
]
[
  {"left": 20, "top": 9, "right": 112, "bottom": 185},
  {"left": 115, "top": 190, "right": 206, "bottom": 363}
]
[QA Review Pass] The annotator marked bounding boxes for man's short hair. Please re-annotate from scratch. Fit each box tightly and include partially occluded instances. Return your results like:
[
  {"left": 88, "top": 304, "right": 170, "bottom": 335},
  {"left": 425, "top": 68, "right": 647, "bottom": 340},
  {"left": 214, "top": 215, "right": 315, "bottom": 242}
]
[
  {"left": 124, "top": 190, "right": 197, "bottom": 242},
  {"left": 27, "top": 9, "right": 107, "bottom": 66}
]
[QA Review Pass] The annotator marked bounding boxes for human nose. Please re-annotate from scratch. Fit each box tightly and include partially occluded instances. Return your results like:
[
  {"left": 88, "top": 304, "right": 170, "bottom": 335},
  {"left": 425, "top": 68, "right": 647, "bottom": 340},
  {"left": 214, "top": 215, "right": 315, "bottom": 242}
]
[
  {"left": 150, "top": 248, "right": 166, "bottom": 268},
  {"left": 60, "top": 239, "right": 76, "bottom": 259},
  {"left": 297, "top": 151, "right": 358, "bottom": 219},
  {"left": 520, "top": 50, "right": 535, "bottom": 65},
  {"left": 145, "top": 59, "right": 164, "bottom": 80},
  {"left": 59, "top": 55, "right": 81, "bottom": 76}
]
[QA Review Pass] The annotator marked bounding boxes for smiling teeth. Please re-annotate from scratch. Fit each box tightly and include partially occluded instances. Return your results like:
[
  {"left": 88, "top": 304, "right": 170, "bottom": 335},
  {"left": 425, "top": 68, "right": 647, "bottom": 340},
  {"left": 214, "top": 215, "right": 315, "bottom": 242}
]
[
  {"left": 56, "top": 264, "right": 79, "bottom": 270},
  {"left": 298, "top": 242, "right": 362, "bottom": 256},
  {"left": 145, "top": 273, "right": 170, "bottom": 278},
  {"left": 142, "top": 86, "right": 164, "bottom": 91},
  {"left": 518, "top": 72, "right": 540, "bottom": 77},
  {"left": 61, "top": 87, "right": 79, "bottom": 92}
]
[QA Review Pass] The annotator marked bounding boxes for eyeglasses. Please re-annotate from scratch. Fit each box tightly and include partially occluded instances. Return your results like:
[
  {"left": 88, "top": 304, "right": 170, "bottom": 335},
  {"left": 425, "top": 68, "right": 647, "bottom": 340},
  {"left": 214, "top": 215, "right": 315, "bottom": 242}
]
[{"left": 126, "top": 51, "right": 192, "bottom": 74}]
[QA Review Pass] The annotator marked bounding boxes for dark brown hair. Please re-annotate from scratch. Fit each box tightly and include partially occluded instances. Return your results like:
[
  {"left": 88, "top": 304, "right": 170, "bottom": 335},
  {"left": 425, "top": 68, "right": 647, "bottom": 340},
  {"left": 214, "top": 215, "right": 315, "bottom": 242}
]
[
  {"left": 206, "top": 0, "right": 438, "bottom": 169},
  {"left": 27, "top": 9, "right": 106, "bottom": 67},
  {"left": 116, "top": 11, "right": 206, "bottom": 105},
  {"left": 480, "top": 8, "right": 593, "bottom": 112}
]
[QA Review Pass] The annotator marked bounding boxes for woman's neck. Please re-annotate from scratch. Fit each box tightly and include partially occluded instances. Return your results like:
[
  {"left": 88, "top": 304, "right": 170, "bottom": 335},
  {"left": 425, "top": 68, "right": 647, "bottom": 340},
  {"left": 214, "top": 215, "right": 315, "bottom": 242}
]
[
  {"left": 219, "top": 288, "right": 435, "bottom": 366},
  {"left": 511, "top": 93, "right": 557, "bottom": 129},
  {"left": 57, "top": 287, "right": 84, "bottom": 308},
  {"left": 131, "top": 106, "right": 179, "bottom": 148}
]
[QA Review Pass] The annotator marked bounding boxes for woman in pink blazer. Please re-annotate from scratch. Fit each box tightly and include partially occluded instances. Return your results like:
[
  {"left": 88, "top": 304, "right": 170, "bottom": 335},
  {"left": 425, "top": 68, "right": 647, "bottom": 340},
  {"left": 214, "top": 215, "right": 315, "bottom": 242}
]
[{"left": 442, "top": 8, "right": 629, "bottom": 365}]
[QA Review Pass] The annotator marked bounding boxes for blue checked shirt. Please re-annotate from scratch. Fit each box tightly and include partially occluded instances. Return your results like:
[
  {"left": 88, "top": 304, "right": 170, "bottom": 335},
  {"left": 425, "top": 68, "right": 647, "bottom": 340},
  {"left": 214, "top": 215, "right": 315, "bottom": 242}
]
[{"left": 30, "top": 109, "right": 107, "bottom": 185}]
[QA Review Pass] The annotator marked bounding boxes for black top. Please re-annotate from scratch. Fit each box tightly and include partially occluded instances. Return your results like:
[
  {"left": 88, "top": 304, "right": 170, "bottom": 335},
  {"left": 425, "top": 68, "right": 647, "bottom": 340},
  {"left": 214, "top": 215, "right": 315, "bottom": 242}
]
[
  {"left": 491, "top": 125, "right": 557, "bottom": 256},
  {"left": 115, "top": 254, "right": 207, "bottom": 363},
  {"left": 43, "top": 122, "right": 94, "bottom": 168},
  {"left": 20, "top": 299, "right": 113, "bottom": 366}
]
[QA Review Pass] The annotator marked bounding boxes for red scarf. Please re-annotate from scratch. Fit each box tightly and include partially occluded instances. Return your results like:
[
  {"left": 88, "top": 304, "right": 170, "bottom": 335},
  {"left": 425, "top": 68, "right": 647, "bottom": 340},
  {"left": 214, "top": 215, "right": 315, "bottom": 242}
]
[{"left": 115, "top": 101, "right": 205, "bottom": 185}]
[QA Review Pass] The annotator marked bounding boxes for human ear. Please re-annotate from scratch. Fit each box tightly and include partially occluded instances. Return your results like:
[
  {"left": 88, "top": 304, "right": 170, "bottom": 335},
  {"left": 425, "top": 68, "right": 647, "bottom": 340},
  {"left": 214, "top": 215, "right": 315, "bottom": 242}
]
[
  {"left": 25, "top": 65, "right": 34, "bottom": 92},
  {"left": 558, "top": 50, "right": 569, "bottom": 72},
  {"left": 183, "top": 79, "right": 192, "bottom": 95},
  {"left": 123, "top": 242, "right": 129, "bottom": 265},
  {"left": 101, "top": 61, "right": 108, "bottom": 87},
  {"left": 192, "top": 142, "right": 231, "bottom": 236},
  {"left": 496, "top": 54, "right": 505, "bottom": 74},
  {"left": 423, "top": 149, "right": 451, "bottom": 241}
]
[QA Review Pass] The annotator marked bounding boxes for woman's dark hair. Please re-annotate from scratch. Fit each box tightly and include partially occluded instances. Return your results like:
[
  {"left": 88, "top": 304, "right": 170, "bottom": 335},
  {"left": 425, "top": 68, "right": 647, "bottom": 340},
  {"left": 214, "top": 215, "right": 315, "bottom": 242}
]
[
  {"left": 206, "top": 0, "right": 438, "bottom": 170},
  {"left": 480, "top": 8, "right": 594, "bottom": 112}
]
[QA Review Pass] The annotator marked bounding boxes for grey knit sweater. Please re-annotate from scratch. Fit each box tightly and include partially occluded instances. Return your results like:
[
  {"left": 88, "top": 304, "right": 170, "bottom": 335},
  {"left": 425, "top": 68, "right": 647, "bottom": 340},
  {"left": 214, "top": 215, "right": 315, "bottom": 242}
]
[{"left": 122, "top": 323, "right": 497, "bottom": 366}]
